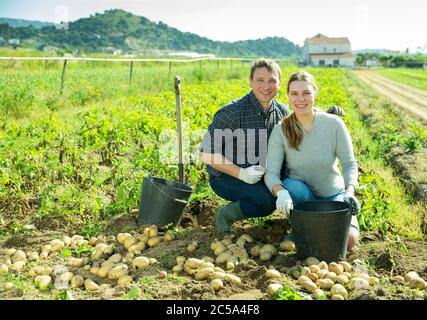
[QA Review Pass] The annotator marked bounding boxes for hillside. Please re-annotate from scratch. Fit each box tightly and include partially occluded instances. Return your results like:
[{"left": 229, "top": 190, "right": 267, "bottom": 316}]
[
  {"left": 0, "top": 9, "right": 300, "bottom": 57},
  {"left": 0, "top": 17, "right": 53, "bottom": 29}
]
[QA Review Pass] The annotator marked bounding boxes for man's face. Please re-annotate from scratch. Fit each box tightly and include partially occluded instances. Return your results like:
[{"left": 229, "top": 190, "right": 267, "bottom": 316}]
[{"left": 249, "top": 67, "right": 280, "bottom": 109}]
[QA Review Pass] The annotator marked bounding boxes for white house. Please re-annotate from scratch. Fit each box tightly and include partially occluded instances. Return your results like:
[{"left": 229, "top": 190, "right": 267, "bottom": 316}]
[{"left": 303, "top": 34, "right": 354, "bottom": 67}]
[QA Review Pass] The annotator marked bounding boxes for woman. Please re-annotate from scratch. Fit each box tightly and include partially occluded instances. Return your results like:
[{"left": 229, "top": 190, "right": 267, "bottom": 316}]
[{"left": 264, "top": 71, "right": 361, "bottom": 250}]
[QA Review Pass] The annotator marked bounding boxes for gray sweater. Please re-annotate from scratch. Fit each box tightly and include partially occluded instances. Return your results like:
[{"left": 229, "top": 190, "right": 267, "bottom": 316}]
[{"left": 264, "top": 112, "right": 358, "bottom": 197}]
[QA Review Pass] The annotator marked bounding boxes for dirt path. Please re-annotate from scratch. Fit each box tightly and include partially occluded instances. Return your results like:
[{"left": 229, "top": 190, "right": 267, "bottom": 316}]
[{"left": 353, "top": 70, "right": 427, "bottom": 123}]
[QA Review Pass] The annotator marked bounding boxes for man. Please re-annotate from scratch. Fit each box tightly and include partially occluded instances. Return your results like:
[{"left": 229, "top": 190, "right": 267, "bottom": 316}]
[{"left": 200, "top": 59, "right": 343, "bottom": 233}]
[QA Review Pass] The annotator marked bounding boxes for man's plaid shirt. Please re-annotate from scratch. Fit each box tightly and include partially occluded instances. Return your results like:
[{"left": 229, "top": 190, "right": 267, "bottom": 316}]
[{"left": 200, "top": 91, "right": 290, "bottom": 177}]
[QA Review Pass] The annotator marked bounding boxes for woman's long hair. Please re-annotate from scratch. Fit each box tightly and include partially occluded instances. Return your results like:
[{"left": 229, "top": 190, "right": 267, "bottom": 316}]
[{"left": 281, "top": 71, "right": 318, "bottom": 150}]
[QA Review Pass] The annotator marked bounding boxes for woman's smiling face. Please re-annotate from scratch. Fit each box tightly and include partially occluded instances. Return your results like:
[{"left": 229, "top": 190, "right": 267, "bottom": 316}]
[{"left": 287, "top": 80, "right": 316, "bottom": 116}]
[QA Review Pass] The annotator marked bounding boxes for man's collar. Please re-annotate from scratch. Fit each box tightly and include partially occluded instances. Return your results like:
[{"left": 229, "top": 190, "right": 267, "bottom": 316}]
[{"left": 249, "top": 91, "right": 277, "bottom": 115}]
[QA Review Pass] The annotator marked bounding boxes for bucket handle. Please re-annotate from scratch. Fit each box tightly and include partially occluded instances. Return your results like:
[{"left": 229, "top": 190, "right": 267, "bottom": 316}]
[{"left": 146, "top": 175, "right": 189, "bottom": 204}]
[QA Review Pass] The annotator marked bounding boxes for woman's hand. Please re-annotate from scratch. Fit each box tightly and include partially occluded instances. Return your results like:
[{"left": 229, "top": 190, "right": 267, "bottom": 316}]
[{"left": 276, "top": 189, "right": 293, "bottom": 218}]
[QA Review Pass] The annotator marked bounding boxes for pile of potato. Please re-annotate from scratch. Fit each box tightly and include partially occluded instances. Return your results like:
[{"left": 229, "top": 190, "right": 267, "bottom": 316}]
[
  {"left": 172, "top": 256, "right": 241, "bottom": 291},
  {"left": 0, "top": 225, "right": 173, "bottom": 292}
]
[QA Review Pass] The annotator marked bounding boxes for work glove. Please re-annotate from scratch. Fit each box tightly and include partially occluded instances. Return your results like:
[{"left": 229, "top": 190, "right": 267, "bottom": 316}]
[
  {"left": 344, "top": 192, "right": 361, "bottom": 215},
  {"left": 327, "top": 105, "right": 346, "bottom": 117},
  {"left": 238, "top": 165, "right": 266, "bottom": 184},
  {"left": 276, "top": 189, "right": 293, "bottom": 218}
]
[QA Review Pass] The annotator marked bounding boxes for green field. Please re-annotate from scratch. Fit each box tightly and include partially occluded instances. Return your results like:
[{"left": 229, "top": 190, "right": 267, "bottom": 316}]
[
  {"left": 377, "top": 68, "right": 427, "bottom": 91},
  {"left": 0, "top": 56, "right": 425, "bottom": 240}
]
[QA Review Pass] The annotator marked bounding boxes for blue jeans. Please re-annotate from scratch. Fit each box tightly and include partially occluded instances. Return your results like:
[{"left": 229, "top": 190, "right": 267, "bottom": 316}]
[
  {"left": 210, "top": 175, "right": 275, "bottom": 218},
  {"left": 283, "top": 178, "right": 359, "bottom": 230}
]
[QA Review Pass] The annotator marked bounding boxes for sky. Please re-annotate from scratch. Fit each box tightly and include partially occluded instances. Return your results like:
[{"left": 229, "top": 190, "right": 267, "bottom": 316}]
[{"left": 0, "top": 0, "right": 426, "bottom": 52}]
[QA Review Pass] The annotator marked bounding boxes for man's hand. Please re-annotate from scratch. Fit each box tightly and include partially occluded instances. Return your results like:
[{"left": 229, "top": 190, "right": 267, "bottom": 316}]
[
  {"left": 238, "top": 165, "right": 265, "bottom": 184},
  {"left": 327, "top": 105, "right": 346, "bottom": 117},
  {"left": 344, "top": 192, "right": 361, "bottom": 215},
  {"left": 276, "top": 189, "right": 293, "bottom": 218}
]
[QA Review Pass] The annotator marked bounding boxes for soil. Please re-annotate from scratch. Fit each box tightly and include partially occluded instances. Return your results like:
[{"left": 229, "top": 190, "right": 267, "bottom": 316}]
[
  {"left": 353, "top": 70, "right": 427, "bottom": 123},
  {"left": 1, "top": 207, "right": 426, "bottom": 300}
]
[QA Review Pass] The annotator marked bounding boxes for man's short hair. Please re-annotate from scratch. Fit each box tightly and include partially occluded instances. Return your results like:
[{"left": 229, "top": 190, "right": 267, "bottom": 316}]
[{"left": 249, "top": 58, "right": 282, "bottom": 82}]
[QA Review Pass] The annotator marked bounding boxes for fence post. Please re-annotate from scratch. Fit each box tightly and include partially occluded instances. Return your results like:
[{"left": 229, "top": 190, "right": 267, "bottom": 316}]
[
  {"left": 230, "top": 59, "right": 233, "bottom": 70},
  {"left": 168, "top": 61, "right": 172, "bottom": 78},
  {"left": 60, "top": 59, "right": 67, "bottom": 94},
  {"left": 129, "top": 61, "right": 134, "bottom": 84}
]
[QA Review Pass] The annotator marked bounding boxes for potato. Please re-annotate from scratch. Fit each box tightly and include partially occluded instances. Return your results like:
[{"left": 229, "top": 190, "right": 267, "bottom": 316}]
[
  {"left": 267, "top": 283, "right": 283, "bottom": 297},
  {"left": 309, "top": 265, "right": 320, "bottom": 274},
  {"left": 260, "top": 244, "right": 277, "bottom": 256},
  {"left": 148, "top": 225, "right": 158, "bottom": 238},
  {"left": 214, "top": 245, "right": 226, "bottom": 256},
  {"left": 226, "top": 255, "right": 238, "bottom": 265},
  {"left": 176, "top": 256, "right": 186, "bottom": 265},
  {"left": 143, "top": 227, "right": 150, "bottom": 237},
  {"left": 210, "top": 279, "right": 224, "bottom": 291},
  {"left": 71, "top": 275, "right": 84, "bottom": 288},
  {"left": 350, "top": 278, "right": 369, "bottom": 290},
  {"left": 187, "top": 242, "right": 198, "bottom": 253},
  {"left": 338, "top": 261, "right": 352, "bottom": 273},
  {"left": 4, "top": 248, "right": 17, "bottom": 256},
  {"left": 0, "top": 264, "right": 9, "bottom": 274},
  {"left": 297, "top": 275, "right": 312, "bottom": 285},
  {"left": 36, "top": 275, "right": 52, "bottom": 290},
  {"left": 108, "top": 253, "right": 123, "bottom": 264},
  {"left": 331, "top": 294, "right": 345, "bottom": 300},
  {"left": 404, "top": 271, "right": 420, "bottom": 283},
  {"left": 324, "top": 272, "right": 338, "bottom": 282},
  {"left": 215, "top": 252, "right": 230, "bottom": 264},
  {"left": 300, "top": 267, "right": 311, "bottom": 276},
  {"left": 172, "top": 264, "right": 183, "bottom": 273},
  {"left": 132, "top": 256, "right": 150, "bottom": 269},
  {"left": 336, "top": 274, "right": 350, "bottom": 285},
  {"left": 317, "top": 278, "right": 334, "bottom": 290},
  {"left": 221, "top": 238, "right": 233, "bottom": 246},
  {"left": 308, "top": 273, "right": 318, "bottom": 282},
  {"left": 164, "top": 233, "right": 174, "bottom": 242},
  {"left": 331, "top": 284, "right": 348, "bottom": 299},
  {"left": 117, "top": 233, "right": 133, "bottom": 244},
  {"left": 226, "top": 262, "right": 235, "bottom": 271},
  {"left": 316, "top": 269, "right": 329, "bottom": 279},
  {"left": 409, "top": 277, "right": 426, "bottom": 289},
  {"left": 250, "top": 245, "right": 261, "bottom": 257},
  {"left": 90, "top": 266, "right": 100, "bottom": 275},
  {"left": 328, "top": 262, "right": 343, "bottom": 275},
  {"left": 123, "top": 237, "right": 137, "bottom": 249},
  {"left": 117, "top": 275, "right": 133, "bottom": 287},
  {"left": 50, "top": 239, "right": 65, "bottom": 252},
  {"left": 318, "top": 261, "right": 329, "bottom": 271},
  {"left": 202, "top": 256, "right": 215, "bottom": 263},
  {"left": 265, "top": 269, "right": 281, "bottom": 279},
  {"left": 195, "top": 267, "right": 215, "bottom": 281},
  {"left": 312, "top": 288, "right": 326, "bottom": 300},
  {"left": 84, "top": 279, "right": 99, "bottom": 291},
  {"left": 59, "top": 272, "right": 74, "bottom": 282},
  {"left": 4, "top": 282, "right": 15, "bottom": 290},
  {"left": 301, "top": 280, "right": 317, "bottom": 293},
  {"left": 280, "top": 240, "right": 295, "bottom": 252},
  {"left": 27, "top": 252, "right": 39, "bottom": 262},
  {"left": 259, "top": 251, "right": 272, "bottom": 261},
  {"left": 223, "top": 274, "right": 241, "bottom": 283},
  {"left": 108, "top": 264, "right": 128, "bottom": 280},
  {"left": 185, "top": 258, "right": 204, "bottom": 269},
  {"left": 39, "top": 251, "right": 49, "bottom": 259},
  {"left": 240, "top": 234, "right": 254, "bottom": 243},
  {"left": 305, "top": 257, "right": 320, "bottom": 266},
  {"left": 10, "top": 260, "right": 26, "bottom": 272},
  {"left": 200, "top": 262, "right": 215, "bottom": 269},
  {"left": 11, "top": 250, "right": 27, "bottom": 263},
  {"left": 210, "top": 241, "right": 221, "bottom": 251},
  {"left": 147, "top": 237, "right": 161, "bottom": 247},
  {"left": 67, "top": 257, "right": 84, "bottom": 267},
  {"left": 210, "top": 272, "right": 226, "bottom": 280}
]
